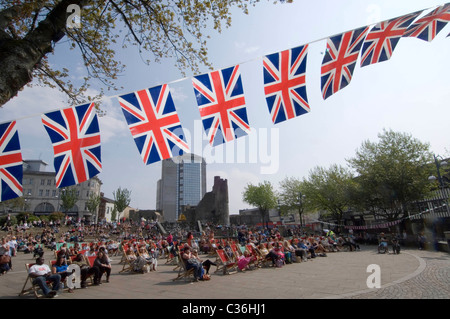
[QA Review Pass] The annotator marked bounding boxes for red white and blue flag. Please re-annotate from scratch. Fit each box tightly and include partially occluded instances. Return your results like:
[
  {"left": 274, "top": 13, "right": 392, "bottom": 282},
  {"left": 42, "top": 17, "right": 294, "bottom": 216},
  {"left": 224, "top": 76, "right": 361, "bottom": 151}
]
[
  {"left": 263, "top": 45, "right": 310, "bottom": 124},
  {"left": 0, "top": 121, "right": 23, "bottom": 201},
  {"left": 321, "top": 26, "right": 370, "bottom": 100},
  {"left": 360, "top": 11, "right": 422, "bottom": 67},
  {"left": 42, "top": 103, "right": 102, "bottom": 188},
  {"left": 403, "top": 4, "right": 450, "bottom": 42},
  {"left": 192, "top": 65, "right": 250, "bottom": 146},
  {"left": 118, "top": 84, "right": 189, "bottom": 164}
]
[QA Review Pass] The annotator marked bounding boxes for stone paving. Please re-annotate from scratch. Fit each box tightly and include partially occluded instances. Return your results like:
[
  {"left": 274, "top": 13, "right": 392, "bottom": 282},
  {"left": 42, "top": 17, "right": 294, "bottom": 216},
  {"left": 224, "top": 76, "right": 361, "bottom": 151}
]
[{"left": 0, "top": 245, "right": 449, "bottom": 300}]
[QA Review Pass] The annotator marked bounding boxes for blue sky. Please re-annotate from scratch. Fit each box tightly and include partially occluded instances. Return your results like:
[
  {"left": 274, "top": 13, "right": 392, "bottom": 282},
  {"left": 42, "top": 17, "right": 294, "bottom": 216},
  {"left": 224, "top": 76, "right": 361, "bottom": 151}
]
[{"left": 1, "top": 0, "right": 449, "bottom": 216}]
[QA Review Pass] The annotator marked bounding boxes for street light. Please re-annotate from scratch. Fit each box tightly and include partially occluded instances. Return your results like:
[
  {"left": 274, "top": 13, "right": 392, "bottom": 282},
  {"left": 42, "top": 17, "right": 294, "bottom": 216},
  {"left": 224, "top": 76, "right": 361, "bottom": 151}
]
[
  {"left": 428, "top": 154, "right": 448, "bottom": 188},
  {"left": 297, "top": 192, "right": 306, "bottom": 227}
]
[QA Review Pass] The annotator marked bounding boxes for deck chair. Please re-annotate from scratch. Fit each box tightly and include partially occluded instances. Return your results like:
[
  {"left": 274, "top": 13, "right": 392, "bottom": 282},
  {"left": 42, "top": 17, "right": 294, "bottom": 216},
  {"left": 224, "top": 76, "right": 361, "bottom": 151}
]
[
  {"left": 165, "top": 242, "right": 178, "bottom": 265},
  {"left": 214, "top": 249, "right": 238, "bottom": 275},
  {"left": 254, "top": 246, "right": 271, "bottom": 268},
  {"left": 245, "top": 244, "right": 262, "bottom": 269},
  {"left": 230, "top": 243, "right": 241, "bottom": 261},
  {"left": 119, "top": 249, "right": 137, "bottom": 273},
  {"left": 119, "top": 244, "right": 130, "bottom": 264},
  {"left": 172, "top": 253, "right": 194, "bottom": 282},
  {"left": 19, "top": 263, "right": 53, "bottom": 298}
]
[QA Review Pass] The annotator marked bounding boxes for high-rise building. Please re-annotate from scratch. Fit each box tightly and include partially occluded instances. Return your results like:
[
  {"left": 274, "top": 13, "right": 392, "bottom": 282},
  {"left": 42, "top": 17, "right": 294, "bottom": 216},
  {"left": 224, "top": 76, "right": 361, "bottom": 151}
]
[{"left": 156, "top": 153, "right": 206, "bottom": 222}]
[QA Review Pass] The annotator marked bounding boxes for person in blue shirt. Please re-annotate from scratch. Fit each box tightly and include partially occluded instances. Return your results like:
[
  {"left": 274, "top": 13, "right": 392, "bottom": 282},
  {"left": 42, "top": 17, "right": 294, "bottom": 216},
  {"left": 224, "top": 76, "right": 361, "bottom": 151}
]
[{"left": 51, "top": 255, "right": 74, "bottom": 292}]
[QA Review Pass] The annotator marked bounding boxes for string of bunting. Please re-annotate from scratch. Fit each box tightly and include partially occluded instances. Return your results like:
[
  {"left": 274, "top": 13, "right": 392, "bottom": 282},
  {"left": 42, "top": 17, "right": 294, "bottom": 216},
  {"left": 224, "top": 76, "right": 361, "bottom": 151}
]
[
  {"left": 308, "top": 209, "right": 447, "bottom": 230},
  {"left": 0, "top": 3, "right": 449, "bottom": 203}
]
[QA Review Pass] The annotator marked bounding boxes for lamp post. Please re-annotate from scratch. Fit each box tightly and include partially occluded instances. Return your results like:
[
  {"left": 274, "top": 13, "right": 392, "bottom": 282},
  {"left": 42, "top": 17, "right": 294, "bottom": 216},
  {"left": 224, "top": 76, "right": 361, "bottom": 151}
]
[
  {"left": 297, "top": 192, "right": 306, "bottom": 227},
  {"left": 428, "top": 154, "right": 448, "bottom": 188},
  {"left": 428, "top": 154, "right": 449, "bottom": 216}
]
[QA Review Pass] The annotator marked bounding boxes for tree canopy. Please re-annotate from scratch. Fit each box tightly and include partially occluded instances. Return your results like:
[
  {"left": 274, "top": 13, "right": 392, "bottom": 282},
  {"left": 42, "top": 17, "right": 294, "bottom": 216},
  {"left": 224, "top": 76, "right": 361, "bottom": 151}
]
[
  {"left": 301, "top": 164, "right": 356, "bottom": 227},
  {"left": 347, "top": 128, "right": 433, "bottom": 220},
  {"left": 0, "top": 0, "right": 287, "bottom": 107},
  {"left": 59, "top": 186, "right": 79, "bottom": 212},
  {"left": 113, "top": 186, "right": 131, "bottom": 215},
  {"left": 242, "top": 180, "right": 277, "bottom": 225},
  {"left": 278, "top": 176, "right": 308, "bottom": 226}
]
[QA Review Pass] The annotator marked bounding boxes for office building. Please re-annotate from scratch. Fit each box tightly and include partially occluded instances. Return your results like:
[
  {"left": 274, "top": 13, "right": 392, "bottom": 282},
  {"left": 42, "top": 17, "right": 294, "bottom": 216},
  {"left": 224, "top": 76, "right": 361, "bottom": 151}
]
[{"left": 156, "top": 153, "right": 206, "bottom": 222}]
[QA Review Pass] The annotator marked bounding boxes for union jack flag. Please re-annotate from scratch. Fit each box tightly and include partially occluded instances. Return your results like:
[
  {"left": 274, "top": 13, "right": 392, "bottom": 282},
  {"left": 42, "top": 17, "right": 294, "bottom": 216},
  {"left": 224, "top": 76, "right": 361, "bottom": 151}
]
[
  {"left": 403, "top": 4, "right": 450, "bottom": 42},
  {"left": 321, "top": 26, "right": 370, "bottom": 100},
  {"left": 118, "top": 84, "right": 189, "bottom": 165},
  {"left": 0, "top": 121, "right": 23, "bottom": 201},
  {"left": 360, "top": 11, "right": 422, "bottom": 67},
  {"left": 42, "top": 103, "right": 102, "bottom": 188},
  {"left": 263, "top": 45, "right": 310, "bottom": 124},
  {"left": 192, "top": 65, "right": 250, "bottom": 146}
]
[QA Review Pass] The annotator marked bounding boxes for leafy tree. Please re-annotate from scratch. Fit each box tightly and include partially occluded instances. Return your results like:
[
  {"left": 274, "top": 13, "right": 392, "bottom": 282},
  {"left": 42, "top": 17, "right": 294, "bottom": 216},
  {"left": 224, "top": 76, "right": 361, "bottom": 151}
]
[
  {"left": 0, "top": 196, "right": 27, "bottom": 213},
  {"left": 0, "top": 0, "right": 288, "bottom": 107},
  {"left": 49, "top": 211, "right": 65, "bottom": 222},
  {"left": 242, "top": 180, "right": 278, "bottom": 227},
  {"left": 60, "top": 186, "right": 79, "bottom": 213},
  {"left": 347, "top": 129, "right": 433, "bottom": 221},
  {"left": 111, "top": 207, "right": 117, "bottom": 223},
  {"left": 86, "top": 193, "right": 101, "bottom": 222},
  {"left": 278, "top": 176, "right": 309, "bottom": 226},
  {"left": 302, "top": 164, "right": 356, "bottom": 230},
  {"left": 113, "top": 187, "right": 131, "bottom": 220}
]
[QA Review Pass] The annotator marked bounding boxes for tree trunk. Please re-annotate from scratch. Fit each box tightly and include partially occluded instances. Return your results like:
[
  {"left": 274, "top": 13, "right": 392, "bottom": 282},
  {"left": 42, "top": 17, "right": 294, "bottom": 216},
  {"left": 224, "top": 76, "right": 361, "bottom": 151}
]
[{"left": 0, "top": 0, "right": 84, "bottom": 106}]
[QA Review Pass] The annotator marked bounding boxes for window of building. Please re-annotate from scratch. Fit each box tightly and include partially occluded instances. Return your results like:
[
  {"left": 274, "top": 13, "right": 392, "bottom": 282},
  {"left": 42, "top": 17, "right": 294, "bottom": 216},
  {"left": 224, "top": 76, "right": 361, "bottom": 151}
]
[
  {"left": 47, "top": 179, "right": 52, "bottom": 185},
  {"left": 39, "top": 189, "right": 43, "bottom": 196},
  {"left": 40, "top": 179, "right": 45, "bottom": 185},
  {"left": 45, "top": 190, "right": 50, "bottom": 197}
]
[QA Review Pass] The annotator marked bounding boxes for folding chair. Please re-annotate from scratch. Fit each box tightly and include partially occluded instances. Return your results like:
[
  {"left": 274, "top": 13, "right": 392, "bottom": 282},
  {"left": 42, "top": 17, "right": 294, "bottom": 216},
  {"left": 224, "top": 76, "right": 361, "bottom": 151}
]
[
  {"left": 214, "top": 249, "right": 238, "bottom": 275},
  {"left": 245, "top": 244, "right": 262, "bottom": 269},
  {"left": 119, "top": 249, "right": 137, "bottom": 273},
  {"left": 230, "top": 243, "right": 241, "bottom": 261},
  {"left": 19, "top": 263, "right": 52, "bottom": 298},
  {"left": 172, "top": 252, "right": 194, "bottom": 282}
]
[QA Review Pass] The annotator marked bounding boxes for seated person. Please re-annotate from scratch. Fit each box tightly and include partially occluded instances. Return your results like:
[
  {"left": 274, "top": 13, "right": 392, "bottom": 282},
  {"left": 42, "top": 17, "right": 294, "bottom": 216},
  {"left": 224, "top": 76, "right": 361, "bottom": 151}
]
[
  {"left": 258, "top": 243, "right": 269, "bottom": 259},
  {"left": 71, "top": 253, "right": 101, "bottom": 287},
  {"left": 181, "top": 246, "right": 205, "bottom": 282},
  {"left": 94, "top": 250, "right": 111, "bottom": 283},
  {"left": 291, "top": 239, "right": 308, "bottom": 261},
  {"left": 51, "top": 255, "right": 74, "bottom": 293},
  {"left": 237, "top": 250, "right": 253, "bottom": 271},
  {"left": 29, "top": 257, "right": 61, "bottom": 298}
]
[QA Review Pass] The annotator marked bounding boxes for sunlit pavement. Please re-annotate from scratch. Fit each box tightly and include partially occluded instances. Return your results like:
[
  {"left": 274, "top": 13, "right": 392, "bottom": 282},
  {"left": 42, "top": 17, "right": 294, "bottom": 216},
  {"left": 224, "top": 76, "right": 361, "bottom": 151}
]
[{"left": 1, "top": 245, "right": 449, "bottom": 300}]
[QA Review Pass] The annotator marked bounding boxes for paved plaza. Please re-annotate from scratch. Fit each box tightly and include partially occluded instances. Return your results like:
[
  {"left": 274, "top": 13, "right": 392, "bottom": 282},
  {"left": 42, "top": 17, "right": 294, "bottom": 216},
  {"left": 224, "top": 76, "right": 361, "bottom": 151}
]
[{"left": 1, "top": 245, "right": 449, "bottom": 300}]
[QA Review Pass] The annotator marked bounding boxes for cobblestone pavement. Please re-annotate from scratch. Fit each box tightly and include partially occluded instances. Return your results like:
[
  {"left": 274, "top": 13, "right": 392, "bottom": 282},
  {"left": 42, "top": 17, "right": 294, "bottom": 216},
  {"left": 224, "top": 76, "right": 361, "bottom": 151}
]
[
  {"left": 347, "top": 249, "right": 450, "bottom": 299},
  {"left": 1, "top": 245, "right": 449, "bottom": 299}
]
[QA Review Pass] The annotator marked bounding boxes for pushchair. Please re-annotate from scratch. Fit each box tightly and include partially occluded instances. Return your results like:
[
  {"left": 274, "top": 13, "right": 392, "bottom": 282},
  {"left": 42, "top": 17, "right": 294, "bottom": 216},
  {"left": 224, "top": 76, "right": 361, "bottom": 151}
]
[{"left": 377, "top": 233, "right": 389, "bottom": 254}]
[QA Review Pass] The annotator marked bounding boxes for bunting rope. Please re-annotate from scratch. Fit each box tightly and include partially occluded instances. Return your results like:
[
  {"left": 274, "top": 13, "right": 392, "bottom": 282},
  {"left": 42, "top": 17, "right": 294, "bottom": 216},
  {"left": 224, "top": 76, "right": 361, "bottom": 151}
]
[
  {"left": 307, "top": 208, "right": 450, "bottom": 230},
  {"left": 0, "top": 2, "right": 449, "bottom": 202},
  {"left": 1, "top": 2, "right": 445, "bottom": 124}
]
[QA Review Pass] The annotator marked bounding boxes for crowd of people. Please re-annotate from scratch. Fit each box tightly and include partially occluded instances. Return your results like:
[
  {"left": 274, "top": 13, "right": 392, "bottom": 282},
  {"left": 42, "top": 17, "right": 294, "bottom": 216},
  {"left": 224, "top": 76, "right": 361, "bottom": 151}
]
[{"left": 0, "top": 216, "right": 430, "bottom": 297}]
